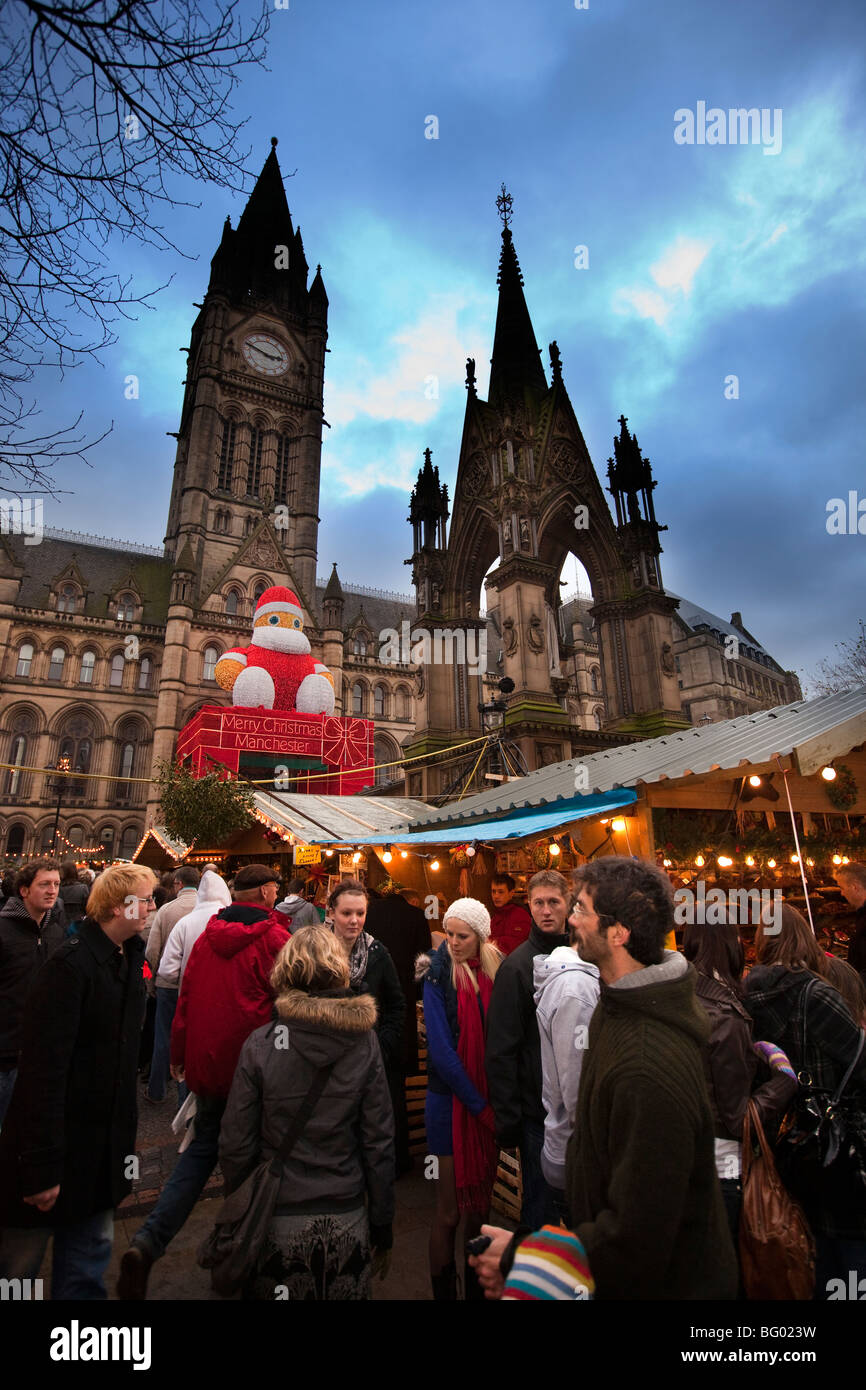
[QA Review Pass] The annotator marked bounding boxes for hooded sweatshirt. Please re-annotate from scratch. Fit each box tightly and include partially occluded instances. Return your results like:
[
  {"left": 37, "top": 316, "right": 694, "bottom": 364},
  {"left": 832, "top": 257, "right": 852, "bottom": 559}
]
[
  {"left": 171, "top": 903, "right": 289, "bottom": 1097},
  {"left": 219, "top": 988, "right": 395, "bottom": 1237},
  {"left": 158, "top": 870, "right": 233, "bottom": 989},
  {"left": 533, "top": 946, "right": 600, "bottom": 1190},
  {"left": 565, "top": 951, "right": 737, "bottom": 1300},
  {"left": 274, "top": 893, "right": 320, "bottom": 928}
]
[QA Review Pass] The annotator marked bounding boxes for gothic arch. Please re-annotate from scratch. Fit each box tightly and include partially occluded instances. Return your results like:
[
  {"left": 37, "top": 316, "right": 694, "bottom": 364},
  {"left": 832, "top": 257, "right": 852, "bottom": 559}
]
[{"left": 443, "top": 504, "right": 500, "bottom": 615}]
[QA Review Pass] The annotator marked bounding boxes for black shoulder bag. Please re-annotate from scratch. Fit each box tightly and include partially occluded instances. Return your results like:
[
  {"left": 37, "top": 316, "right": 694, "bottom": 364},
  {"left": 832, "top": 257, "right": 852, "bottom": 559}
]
[
  {"left": 197, "top": 1063, "right": 332, "bottom": 1297},
  {"left": 774, "top": 978, "right": 866, "bottom": 1220}
]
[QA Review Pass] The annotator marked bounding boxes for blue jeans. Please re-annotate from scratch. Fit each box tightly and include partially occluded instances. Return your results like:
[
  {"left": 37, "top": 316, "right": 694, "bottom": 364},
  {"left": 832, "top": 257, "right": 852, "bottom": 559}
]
[
  {"left": 0, "top": 1068, "right": 17, "bottom": 1128},
  {"left": 147, "top": 987, "right": 179, "bottom": 1102},
  {"left": 133, "top": 1094, "right": 225, "bottom": 1260},
  {"left": 520, "top": 1118, "right": 558, "bottom": 1230},
  {"left": 0, "top": 1208, "right": 114, "bottom": 1299}
]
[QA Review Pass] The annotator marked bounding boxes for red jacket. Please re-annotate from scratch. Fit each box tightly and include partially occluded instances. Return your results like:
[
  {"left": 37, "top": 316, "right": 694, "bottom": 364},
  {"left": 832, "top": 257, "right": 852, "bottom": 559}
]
[
  {"left": 171, "top": 904, "right": 290, "bottom": 1098},
  {"left": 490, "top": 902, "right": 532, "bottom": 957}
]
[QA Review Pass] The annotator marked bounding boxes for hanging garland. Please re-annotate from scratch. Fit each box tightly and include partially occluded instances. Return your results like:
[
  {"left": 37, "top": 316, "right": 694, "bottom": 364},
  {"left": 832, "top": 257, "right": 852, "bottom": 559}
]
[{"left": 825, "top": 764, "right": 858, "bottom": 812}]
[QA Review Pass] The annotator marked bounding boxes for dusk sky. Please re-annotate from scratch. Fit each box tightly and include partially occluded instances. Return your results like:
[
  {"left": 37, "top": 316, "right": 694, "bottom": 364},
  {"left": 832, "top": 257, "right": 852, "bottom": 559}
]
[{"left": 26, "top": 0, "right": 866, "bottom": 685}]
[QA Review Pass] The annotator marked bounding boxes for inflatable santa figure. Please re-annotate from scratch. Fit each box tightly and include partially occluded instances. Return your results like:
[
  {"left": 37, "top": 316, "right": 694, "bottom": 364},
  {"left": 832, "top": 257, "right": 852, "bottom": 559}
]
[{"left": 214, "top": 586, "right": 335, "bottom": 714}]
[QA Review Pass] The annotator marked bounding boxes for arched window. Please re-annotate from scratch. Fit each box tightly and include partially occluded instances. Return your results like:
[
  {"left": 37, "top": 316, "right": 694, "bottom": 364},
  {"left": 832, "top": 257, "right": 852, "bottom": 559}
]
[
  {"left": 100, "top": 826, "right": 116, "bottom": 857},
  {"left": 120, "top": 826, "right": 141, "bottom": 859},
  {"left": 374, "top": 734, "right": 398, "bottom": 787},
  {"left": 116, "top": 593, "right": 136, "bottom": 622},
  {"left": 59, "top": 715, "right": 94, "bottom": 797},
  {"left": 217, "top": 418, "right": 236, "bottom": 492},
  {"left": 373, "top": 685, "right": 386, "bottom": 718},
  {"left": 115, "top": 720, "right": 144, "bottom": 802},
  {"left": 275, "top": 435, "right": 298, "bottom": 505},
  {"left": 6, "top": 825, "right": 26, "bottom": 858},
  {"left": 593, "top": 708, "right": 603, "bottom": 731},
  {"left": 15, "top": 643, "right": 34, "bottom": 677},
  {"left": 56, "top": 584, "right": 78, "bottom": 613},
  {"left": 110, "top": 653, "right": 125, "bottom": 687},
  {"left": 353, "top": 635, "right": 367, "bottom": 657},
  {"left": 244, "top": 515, "right": 256, "bottom": 536},
  {"left": 48, "top": 646, "right": 65, "bottom": 681},
  {"left": 225, "top": 590, "right": 240, "bottom": 616},
  {"left": 4, "top": 712, "right": 34, "bottom": 795},
  {"left": 253, "top": 581, "right": 268, "bottom": 606},
  {"left": 79, "top": 650, "right": 96, "bottom": 684},
  {"left": 352, "top": 682, "right": 364, "bottom": 715},
  {"left": 138, "top": 656, "right": 152, "bottom": 690},
  {"left": 67, "top": 825, "right": 85, "bottom": 847},
  {"left": 203, "top": 647, "right": 219, "bottom": 682},
  {"left": 395, "top": 686, "right": 409, "bottom": 720},
  {"left": 590, "top": 667, "right": 600, "bottom": 694}
]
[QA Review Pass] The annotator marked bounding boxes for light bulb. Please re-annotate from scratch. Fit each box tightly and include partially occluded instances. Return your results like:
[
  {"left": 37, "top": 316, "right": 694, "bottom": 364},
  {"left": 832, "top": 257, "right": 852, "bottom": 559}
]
[
  {"left": 325, "top": 848, "right": 334, "bottom": 857},
  {"left": 430, "top": 859, "right": 440, "bottom": 871},
  {"left": 717, "top": 856, "right": 733, "bottom": 868},
  {"left": 832, "top": 854, "right": 842, "bottom": 865},
  {"left": 382, "top": 850, "right": 392, "bottom": 864},
  {"left": 767, "top": 859, "right": 777, "bottom": 869},
  {"left": 748, "top": 775, "right": 762, "bottom": 788},
  {"left": 401, "top": 850, "right": 408, "bottom": 859},
  {"left": 842, "top": 856, "right": 850, "bottom": 865},
  {"left": 466, "top": 846, "right": 476, "bottom": 857},
  {"left": 352, "top": 851, "right": 361, "bottom": 864},
  {"left": 694, "top": 855, "right": 705, "bottom": 868},
  {"left": 806, "top": 858, "right": 814, "bottom": 867},
  {"left": 790, "top": 854, "right": 799, "bottom": 864},
  {"left": 611, "top": 818, "right": 626, "bottom": 833},
  {"left": 821, "top": 766, "right": 837, "bottom": 781},
  {"left": 745, "top": 856, "right": 755, "bottom": 867},
  {"left": 549, "top": 842, "right": 561, "bottom": 856},
  {"left": 662, "top": 858, "right": 672, "bottom": 868}
]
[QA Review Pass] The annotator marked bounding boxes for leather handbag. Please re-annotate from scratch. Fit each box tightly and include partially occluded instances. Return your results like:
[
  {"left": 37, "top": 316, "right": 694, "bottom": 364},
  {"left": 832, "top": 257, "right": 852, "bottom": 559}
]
[
  {"left": 740, "top": 1100, "right": 815, "bottom": 1301},
  {"left": 197, "top": 1062, "right": 332, "bottom": 1297},
  {"left": 774, "top": 983, "right": 866, "bottom": 1219}
]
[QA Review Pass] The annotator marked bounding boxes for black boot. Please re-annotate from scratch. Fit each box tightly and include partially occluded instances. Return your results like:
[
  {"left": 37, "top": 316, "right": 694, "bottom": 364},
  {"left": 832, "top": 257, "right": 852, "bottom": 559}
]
[{"left": 431, "top": 1261, "right": 458, "bottom": 1300}]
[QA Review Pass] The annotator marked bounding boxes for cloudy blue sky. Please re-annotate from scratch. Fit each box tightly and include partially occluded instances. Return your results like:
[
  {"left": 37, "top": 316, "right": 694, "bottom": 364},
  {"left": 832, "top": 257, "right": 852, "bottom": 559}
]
[{"left": 28, "top": 0, "right": 866, "bottom": 684}]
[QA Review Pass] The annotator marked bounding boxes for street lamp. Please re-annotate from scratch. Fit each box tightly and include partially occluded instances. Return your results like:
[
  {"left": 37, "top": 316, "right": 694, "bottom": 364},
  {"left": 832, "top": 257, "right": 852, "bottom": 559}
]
[{"left": 49, "top": 756, "right": 71, "bottom": 855}]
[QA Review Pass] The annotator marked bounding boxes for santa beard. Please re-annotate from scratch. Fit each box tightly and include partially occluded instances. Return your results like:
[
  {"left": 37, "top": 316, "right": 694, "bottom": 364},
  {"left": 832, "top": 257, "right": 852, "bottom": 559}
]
[{"left": 251, "top": 625, "right": 311, "bottom": 655}]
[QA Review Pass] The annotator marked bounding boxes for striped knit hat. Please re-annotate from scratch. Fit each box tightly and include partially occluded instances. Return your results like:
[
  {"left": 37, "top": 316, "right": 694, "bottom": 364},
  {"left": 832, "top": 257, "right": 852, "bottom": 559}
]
[{"left": 503, "top": 1226, "right": 594, "bottom": 1301}]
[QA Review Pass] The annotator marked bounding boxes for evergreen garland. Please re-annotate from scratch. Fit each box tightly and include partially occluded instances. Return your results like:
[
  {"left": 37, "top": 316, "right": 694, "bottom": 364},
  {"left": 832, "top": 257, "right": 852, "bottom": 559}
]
[{"left": 155, "top": 759, "right": 255, "bottom": 848}]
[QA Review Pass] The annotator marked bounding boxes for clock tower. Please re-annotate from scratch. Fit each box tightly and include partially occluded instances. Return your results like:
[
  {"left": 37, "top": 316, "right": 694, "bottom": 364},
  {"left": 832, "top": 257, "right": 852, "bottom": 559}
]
[
  {"left": 149, "top": 139, "right": 330, "bottom": 802},
  {"left": 163, "top": 136, "right": 328, "bottom": 604}
]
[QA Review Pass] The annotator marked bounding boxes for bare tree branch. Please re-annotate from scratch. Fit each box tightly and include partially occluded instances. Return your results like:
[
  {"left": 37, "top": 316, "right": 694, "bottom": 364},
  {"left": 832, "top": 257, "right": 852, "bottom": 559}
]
[
  {"left": 0, "top": 0, "right": 270, "bottom": 488},
  {"left": 806, "top": 620, "right": 866, "bottom": 696}
]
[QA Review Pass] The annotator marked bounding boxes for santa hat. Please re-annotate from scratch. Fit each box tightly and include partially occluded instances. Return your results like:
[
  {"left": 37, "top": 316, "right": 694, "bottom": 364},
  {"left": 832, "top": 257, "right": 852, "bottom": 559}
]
[
  {"left": 443, "top": 897, "right": 491, "bottom": 940},
  {"left": 254, "top": 585, "right": 303, "bottom": 622}
]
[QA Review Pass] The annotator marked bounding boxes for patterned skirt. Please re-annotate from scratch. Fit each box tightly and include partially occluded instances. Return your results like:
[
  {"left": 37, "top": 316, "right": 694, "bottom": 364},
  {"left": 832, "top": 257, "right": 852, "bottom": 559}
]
[{"left": 244, "top": 1207, "right": 372, "bottom": 1301}]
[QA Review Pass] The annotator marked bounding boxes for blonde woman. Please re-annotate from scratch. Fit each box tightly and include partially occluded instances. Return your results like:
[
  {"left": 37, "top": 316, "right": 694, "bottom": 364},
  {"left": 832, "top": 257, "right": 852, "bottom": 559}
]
[
  {"left": 417, "top": 898, "right": 501, "bottom": 1299},
  {"left": 219, "top": 925, "right": 395, "bottom": 1300}
]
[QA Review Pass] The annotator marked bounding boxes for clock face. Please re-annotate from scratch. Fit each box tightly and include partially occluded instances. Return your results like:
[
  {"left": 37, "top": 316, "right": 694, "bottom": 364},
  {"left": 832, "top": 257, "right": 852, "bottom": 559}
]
[{"left": 242, "top": 333, "right": 289, "bottom": 377}]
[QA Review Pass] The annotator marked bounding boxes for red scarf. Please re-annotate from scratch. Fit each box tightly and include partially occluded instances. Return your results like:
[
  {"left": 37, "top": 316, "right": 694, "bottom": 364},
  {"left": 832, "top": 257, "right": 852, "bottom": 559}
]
[{"left": 453, "top": 959, "right": 497, "bottom": 1214}]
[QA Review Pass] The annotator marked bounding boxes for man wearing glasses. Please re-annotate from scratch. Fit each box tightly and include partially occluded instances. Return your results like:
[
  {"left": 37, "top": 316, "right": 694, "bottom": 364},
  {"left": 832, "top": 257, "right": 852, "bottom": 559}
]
[
  {"left": 0, "top": 863, "right": 157, "bottom": 1298},
  {"left": 118, "top": 863, "right": 289, "bottom": 1299}
]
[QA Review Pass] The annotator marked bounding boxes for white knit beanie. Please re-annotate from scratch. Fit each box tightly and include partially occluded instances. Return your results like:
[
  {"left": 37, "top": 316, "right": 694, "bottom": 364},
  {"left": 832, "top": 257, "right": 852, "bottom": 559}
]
[{"left": 442, "top": 897, "right": 491, "bottom": 941}]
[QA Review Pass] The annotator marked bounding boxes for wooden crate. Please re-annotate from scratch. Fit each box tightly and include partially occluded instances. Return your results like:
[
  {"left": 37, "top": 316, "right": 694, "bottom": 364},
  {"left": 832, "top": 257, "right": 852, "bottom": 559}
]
[{"left": 491, "top": 1148, "right": 523, "bottom": 1224}]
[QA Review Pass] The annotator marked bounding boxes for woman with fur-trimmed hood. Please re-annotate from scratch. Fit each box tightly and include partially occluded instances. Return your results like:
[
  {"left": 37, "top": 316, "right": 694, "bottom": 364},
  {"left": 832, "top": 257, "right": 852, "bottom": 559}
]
[{"left": 219, "top": 925, "right": 395, "bottom": 1300}]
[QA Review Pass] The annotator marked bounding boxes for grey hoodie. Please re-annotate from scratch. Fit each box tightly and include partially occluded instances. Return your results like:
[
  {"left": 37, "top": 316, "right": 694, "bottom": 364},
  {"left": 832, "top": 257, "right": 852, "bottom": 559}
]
[{"left": 533, "top": 946, "right": 600, "bottom": 1190}]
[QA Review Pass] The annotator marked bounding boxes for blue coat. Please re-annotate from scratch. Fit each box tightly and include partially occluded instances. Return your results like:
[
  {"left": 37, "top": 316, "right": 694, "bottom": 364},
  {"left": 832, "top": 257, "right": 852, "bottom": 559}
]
[{"left": 420, "top": 942, "right": 486, "bottom": 1116}]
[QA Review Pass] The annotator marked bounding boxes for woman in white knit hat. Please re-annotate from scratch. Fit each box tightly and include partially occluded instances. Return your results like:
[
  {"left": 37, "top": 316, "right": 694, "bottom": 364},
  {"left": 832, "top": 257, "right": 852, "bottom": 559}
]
[{"left": 417, "top": 897, "right": 502, "bottom": 1299}]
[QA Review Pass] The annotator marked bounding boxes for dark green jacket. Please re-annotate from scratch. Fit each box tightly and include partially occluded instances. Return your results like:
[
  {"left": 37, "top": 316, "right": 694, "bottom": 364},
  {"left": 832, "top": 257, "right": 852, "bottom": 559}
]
[{"left": 566, "top": 953, "right": 737, "bottom": 1300}]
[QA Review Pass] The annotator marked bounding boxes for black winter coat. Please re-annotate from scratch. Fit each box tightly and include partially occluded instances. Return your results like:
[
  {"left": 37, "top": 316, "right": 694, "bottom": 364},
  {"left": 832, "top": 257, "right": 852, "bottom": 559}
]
[
  {"left": 365, "top": 896, "right": 431, "bottom": 1072},
  {"left": 0, "top": 917, "right": 146, "bottom": 1228},
  {"left": 485, "top": 922, "right": 569, "bottom": 1146},
  {"left": 352, "top": 938, "right": 406, "bottom": 1072},
  {"left": 0, "top": 895, "right": 68, "bottom": 1064}
]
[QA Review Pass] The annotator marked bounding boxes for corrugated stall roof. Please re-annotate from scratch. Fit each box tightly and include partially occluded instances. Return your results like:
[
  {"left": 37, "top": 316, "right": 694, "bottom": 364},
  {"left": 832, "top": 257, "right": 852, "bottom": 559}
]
[
  {"left": 399, "top": 687, "right": 866, "bottom": 832},
  {"left": 253, "top": 792, "right": 432, "bottom": 844}
]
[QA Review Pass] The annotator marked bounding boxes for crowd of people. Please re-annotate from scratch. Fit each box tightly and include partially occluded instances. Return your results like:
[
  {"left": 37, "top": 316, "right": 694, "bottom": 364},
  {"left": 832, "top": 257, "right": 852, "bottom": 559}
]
[{"left": 0, "top": 850, "right": 864, "bottom": 1301}]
